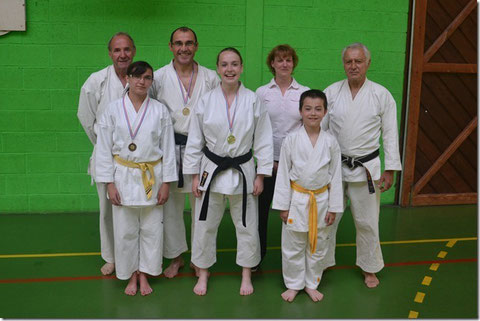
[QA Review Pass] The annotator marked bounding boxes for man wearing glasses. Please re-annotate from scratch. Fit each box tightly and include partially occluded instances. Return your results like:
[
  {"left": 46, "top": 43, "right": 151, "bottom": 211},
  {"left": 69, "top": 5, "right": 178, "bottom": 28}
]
[
  {"left": 151, "top": 26, "right": 220, "bottom": 278},
  {"left": 77, "top": 32, "right": 136, "bottom": 276}
]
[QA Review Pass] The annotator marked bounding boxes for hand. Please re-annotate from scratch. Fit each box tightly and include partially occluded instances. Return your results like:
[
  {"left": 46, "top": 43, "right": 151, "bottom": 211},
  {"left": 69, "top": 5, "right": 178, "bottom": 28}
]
[
  {"left": 107, "top": 183, "right": 121, "bottom": 206},
  {"left": 253, "top": 174, "right": 264, "bottom": 196},
  {"left": 192, "top": 174, "right": 202, "bottom": 198},
  {"left": 157, "top": 183, "right": 170, "bottom": 205},
  {"left": 325, "top": 212, "right": 336, "bottom": 226},
  {"left": 377, "top": 170, "right": 394, "bottom": 193},
  {"left": 279, "top": 210, "right": 289, "bottom": 224}
]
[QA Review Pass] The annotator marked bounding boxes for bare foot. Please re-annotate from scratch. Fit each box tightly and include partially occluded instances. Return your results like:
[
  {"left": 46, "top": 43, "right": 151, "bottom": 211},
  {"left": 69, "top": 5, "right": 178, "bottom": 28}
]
[
  {"left": 362, "top": 271, "right": 380, "bottom": 288},
  {"left": 124, "top": 272, "right": 138, "bottom": 296},
  {"left": 164, "top": 256, "right": 185, "bottom": 278},
  {"left": 193, "top": 268, "right": 209, "bottom": 296},
  {"left": 100, "top": 262, "right": 115, "bottom": 275},
  {"left": 190, "top": 262, "right": 200, "bottom": 277},
  {"left": 239, "top": 267, "right": 254, "bottom": 296},
  {"left": 281, "top": 289, "right": 299, "bottom": 302},
  {"left": 305, "top": 287, "right": 324, "bottom": 302},
  {"left": 139, "top": 272, "right": 153, "bottom": 296}
]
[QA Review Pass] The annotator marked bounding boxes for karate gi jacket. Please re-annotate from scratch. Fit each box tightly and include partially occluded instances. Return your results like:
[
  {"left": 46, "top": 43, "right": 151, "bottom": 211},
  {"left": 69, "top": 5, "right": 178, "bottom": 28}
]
[
  {"left": 95, "top": 95, "right": 178, "bottom": 207},
  {"left": 183, "top": 84, "right": 274, "bottom": 195}
]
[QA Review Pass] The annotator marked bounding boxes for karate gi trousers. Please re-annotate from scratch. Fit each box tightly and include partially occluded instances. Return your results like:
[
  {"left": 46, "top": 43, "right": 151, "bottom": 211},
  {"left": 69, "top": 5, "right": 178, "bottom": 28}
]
[
  {"left": 192, "top": 192, "right": 260, "bottom": 269},
  {"left": 281, "top": 192, "right": 331, "bottom": 290},
  {"left": 162, "top": 190, "right": 196, "bottom": 259},
  {"left": 97, "top": 182, "right": 114, "bottom": 264},
  {"left": 112, "top": 205, "right": 164, "bottom": 280},
  {"left": 323, "top": 181, "right": 384, "bottom": 273}
]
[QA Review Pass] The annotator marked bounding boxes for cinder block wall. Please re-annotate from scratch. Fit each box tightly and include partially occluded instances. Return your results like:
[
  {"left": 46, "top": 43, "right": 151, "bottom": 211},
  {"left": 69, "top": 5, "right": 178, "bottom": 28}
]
[{"left": 0, "top": 0, "right": 409, "bottom": 213}]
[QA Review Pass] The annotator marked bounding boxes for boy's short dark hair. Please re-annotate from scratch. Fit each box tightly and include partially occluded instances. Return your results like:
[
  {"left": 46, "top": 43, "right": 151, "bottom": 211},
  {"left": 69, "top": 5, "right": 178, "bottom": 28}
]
[
  {"left": 127, "top": 61, "right": 153, "bottom": 78},
  {"left": 299, "top": 89, "right": 328, "bottom": 111}
]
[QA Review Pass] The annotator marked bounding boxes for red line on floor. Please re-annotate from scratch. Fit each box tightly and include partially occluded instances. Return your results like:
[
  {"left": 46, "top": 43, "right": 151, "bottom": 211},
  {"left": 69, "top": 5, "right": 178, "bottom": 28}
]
[{"left": 0, "top": 258, "right": 476, "bottom": 284}]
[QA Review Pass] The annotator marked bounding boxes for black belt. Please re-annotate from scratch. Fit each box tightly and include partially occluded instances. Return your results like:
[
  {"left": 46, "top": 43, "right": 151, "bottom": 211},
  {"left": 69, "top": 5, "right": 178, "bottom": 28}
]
[
  {"left": 199, "top": 147, "right": 253, "bottom": 227},
  {"left": 341, "top": 149, "right": 379, "bottom": 194},
  {"left": 174, "top": 133, "right": 188, "bottom": 188}
]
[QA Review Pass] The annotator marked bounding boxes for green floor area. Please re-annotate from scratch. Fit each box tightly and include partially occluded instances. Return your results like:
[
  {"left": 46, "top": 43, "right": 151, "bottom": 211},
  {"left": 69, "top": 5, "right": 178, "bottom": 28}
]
[{"left": 0, "top": 205, "right": 477, "bottom": 318}]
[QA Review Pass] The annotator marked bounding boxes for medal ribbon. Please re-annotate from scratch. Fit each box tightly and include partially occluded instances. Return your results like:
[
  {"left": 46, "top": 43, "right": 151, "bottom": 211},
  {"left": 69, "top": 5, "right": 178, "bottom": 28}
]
[
  {"left": 174, "top": 64, "right": 195, "bottom": 105},
  {"left": 122, "top": 95, "right": 150, "bottom": 142},
  {"left": 221, "top": 87, "right": 239, "bottom": 135}
]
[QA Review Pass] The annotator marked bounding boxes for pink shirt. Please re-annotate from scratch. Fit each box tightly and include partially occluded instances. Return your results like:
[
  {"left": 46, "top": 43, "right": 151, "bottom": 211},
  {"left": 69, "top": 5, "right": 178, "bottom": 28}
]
[{"left": 256, "top": 78, "right": 309, "bottom": 161}]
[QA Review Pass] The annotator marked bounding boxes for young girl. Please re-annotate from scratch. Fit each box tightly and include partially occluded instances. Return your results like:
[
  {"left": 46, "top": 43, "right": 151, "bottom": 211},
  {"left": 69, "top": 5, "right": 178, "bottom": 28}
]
[
  {"left": 95, "top": 61, "right": 177, "bottom": 296},
  {"left": 272, "top": 89, "right": 343, "bottom": 302},
  {"left": 183, "top": 47, "right": 273, "bottom": 296}
]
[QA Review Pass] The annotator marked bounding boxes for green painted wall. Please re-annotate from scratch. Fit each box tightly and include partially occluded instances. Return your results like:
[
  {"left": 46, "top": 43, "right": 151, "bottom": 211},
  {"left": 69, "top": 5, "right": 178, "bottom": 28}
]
[{"left": 0, "top": 0, "right": 409, "bottom": 213}]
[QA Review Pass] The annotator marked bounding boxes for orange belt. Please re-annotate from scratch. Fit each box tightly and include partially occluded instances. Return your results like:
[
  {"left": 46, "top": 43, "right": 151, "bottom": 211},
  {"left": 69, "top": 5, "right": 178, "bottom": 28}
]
[
  {"left": 114, "top": 155, "right": 162, "bottom": 199},
  {"left": 290, "top": 181, "right": 329, "bottom": 254}
]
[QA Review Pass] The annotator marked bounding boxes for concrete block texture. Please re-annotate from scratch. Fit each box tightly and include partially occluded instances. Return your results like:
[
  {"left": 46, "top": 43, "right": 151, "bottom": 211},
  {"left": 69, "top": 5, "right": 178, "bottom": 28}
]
[{"left": 1, "top": 0, "right": 409, "bottom": 213}]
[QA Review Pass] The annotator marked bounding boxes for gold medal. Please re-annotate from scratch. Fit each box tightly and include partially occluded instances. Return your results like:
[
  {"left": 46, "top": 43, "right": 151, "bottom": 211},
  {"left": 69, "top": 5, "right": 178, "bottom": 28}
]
[
  {"left": 128, "top": 143, "right": 137, "bottom": 152},
  {"left": 227, "top": 134, "right": 236, "bottom": 144},
  {"left": 182, "top": 107, "right": 190, "bottom": 116}
]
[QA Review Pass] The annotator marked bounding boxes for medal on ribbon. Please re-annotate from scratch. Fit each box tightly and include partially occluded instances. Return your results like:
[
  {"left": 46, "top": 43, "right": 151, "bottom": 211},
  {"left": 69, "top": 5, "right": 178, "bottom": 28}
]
[
  {"left": 174, "top": 63, "right": 195, "bottom": 117},
  {"left": 122, "top": 94, "right": 150, "bottom": 152},
  {"left": 128, "top": 143, "right": 137, "bottom": 151},
  {"left": 222, "top": 87, "right": 239, "bottom": 145}
]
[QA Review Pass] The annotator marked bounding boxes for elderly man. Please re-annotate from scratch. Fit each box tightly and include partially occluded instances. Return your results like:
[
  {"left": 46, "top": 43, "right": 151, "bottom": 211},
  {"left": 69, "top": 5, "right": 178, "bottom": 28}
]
[
  {"left": 151, "top": 26, "right": 220, "bottom": 278},
  {"left": 321, "top": 42, "right": 402, "bottom": 288},
  {"left": 77, "top": 32, "right": 136, "bottom": 275}
]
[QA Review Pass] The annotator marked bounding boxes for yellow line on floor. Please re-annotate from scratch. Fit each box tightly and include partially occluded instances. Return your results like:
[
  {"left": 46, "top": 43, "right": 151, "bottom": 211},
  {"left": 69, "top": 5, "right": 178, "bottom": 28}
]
[
  {"left": 421, "top": 276, "right": 432, "bottom": 286},
  {"left": 437, "top": 251, "right": 448, "bottom": 258},
  {"left": 446, "top": 240, "right": 457, "bottom": 248},
  {"left": 414, "top": 292, "right": 425, "bottom": 303},
  {"left": 379, "top": 237, "right": 476, "bottom": 245},
  {"left": 429, "top": 263, "right": 440, "bottom": 271},
  {"left": 0, "top": 252, "right": 100, "bottom": 259},
  {"left": 408, "top": 310, "right": 419, "bottom": 318},
  {"left": 0, "top": 237, "right": 476, "bottom": 259}
]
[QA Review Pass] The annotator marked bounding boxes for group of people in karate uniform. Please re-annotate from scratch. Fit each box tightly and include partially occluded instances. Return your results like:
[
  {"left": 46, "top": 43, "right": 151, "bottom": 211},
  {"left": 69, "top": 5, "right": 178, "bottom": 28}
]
[{"left": 77, "top": 26, "right": 401, "bottom": 301}]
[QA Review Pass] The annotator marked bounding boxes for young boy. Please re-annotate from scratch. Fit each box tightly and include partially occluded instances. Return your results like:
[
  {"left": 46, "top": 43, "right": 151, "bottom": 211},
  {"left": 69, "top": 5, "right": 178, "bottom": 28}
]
[{"left": 272, "top": 89, "right": 343, "bottom": 302}]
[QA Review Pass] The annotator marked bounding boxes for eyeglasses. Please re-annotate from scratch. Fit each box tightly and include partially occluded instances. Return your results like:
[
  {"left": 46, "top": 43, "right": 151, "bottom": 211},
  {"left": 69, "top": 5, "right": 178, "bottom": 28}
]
[
  {"left": 129, "top": 75, "right": 153, "bottom": 82},
  {"left": 172, "top": 41, "right": 197, "bottom": 48}
]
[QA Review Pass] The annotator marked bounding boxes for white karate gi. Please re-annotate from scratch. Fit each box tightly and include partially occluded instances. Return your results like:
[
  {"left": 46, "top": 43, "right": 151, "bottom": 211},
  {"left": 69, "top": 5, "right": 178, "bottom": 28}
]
[
  {"left": 95, "top": 95, "right": 177, "bottom": 279},
  {"left": 151, "top": 61, "right": 220, "bottom": 259},
  {"left": 183, "top": 84, "right": 273, "bottom": 269},
  {"left": 272, "top": 126, "right": 343, "bottom": 290},
  {"left": 321, "top": 78, "right": 402, "bottom": 273},
  {"left": 77, "top": 65, "right": 127, "bottom": 265}
]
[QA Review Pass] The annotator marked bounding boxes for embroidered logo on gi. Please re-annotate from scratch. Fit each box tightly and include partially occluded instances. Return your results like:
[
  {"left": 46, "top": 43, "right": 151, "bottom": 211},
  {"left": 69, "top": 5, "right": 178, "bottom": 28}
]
[
  {"left": 200, "top": 171, "right": 209, "bottom": 187},
  {"left": 288, "top": 218, "right": 293, "bottom": 224},
  {"left": 317, "top": 277, "right": 320, "bottom": 283}
]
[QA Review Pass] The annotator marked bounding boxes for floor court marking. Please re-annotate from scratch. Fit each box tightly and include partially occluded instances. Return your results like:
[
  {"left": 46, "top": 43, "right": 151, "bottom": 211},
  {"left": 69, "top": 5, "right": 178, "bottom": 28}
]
[
  {"left": 414, "top": 292, "right": 425, "bottom": 303},
  {"left": 0, "top": 257, "right": 476, "bottom": 284},
  {"left": 1, "top": 237, "right": 476, "bottom": 259},
  {"left": 408, "top": 310, "right": 419, "bottom": 318},
  {"left": 407, "top": 236, "right": 460, "bottom": 317},
  {"left": 421, "top": 276, "right": 432, "bottom": 286}
]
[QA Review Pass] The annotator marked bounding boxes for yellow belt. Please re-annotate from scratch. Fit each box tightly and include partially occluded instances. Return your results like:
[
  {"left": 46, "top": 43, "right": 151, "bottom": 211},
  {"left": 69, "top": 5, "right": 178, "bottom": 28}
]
[
  {"left": 114, "top": 155, "right": 162, "bottom": 200},
  {"left": 290, "top": 181, "right": 329, "bottom": 254}
]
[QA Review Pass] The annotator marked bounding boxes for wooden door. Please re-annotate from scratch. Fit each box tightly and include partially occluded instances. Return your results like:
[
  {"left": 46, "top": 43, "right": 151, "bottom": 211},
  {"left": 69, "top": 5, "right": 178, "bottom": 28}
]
[{"left": 401, "top": 0, "right": 477, "bottom": 206}]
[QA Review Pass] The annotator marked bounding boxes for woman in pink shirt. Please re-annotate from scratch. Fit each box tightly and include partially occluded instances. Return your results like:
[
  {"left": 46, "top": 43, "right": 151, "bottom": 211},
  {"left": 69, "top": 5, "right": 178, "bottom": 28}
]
[{"left": 255, "top": 44, "right": 310, "bottom": 270}]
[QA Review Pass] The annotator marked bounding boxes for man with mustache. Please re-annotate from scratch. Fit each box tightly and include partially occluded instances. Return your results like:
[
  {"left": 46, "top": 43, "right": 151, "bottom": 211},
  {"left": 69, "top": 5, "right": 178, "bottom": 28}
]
[
  {"left": 151, "top": 26, "right": 220, "bottom": 278},
  {"left": 321, "top": 42, "right": 402, "bottom": 288},
  {"left": 77, "top": 32, "right": 136, "bottom": 276}
]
